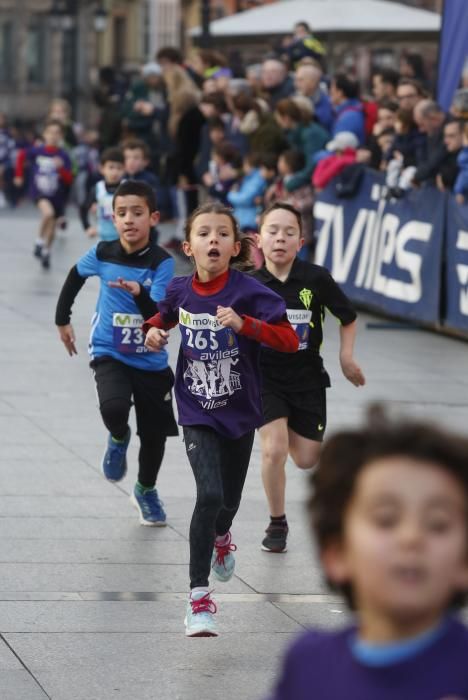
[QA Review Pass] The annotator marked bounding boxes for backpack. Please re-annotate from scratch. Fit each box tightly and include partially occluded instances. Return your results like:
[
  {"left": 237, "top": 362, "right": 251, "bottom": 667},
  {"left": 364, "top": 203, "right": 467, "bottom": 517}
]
[{"left": 341, "top": 100, "right": 378, "bottom": 139}]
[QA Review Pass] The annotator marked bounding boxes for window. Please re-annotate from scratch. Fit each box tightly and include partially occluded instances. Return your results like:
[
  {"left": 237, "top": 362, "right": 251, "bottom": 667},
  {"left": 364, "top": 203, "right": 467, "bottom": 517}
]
[
  {"left": 26, "top": 22, "right": 45, "bottom": 84},
  {"left": 0, "top": 22, "right": 13, "bottom": 83}
]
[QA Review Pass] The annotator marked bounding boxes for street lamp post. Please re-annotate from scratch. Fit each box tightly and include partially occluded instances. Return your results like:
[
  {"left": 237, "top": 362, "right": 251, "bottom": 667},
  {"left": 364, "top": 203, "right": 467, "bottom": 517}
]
[
  {"left": 200, "top": 0, "right": 211, "bottom": 48},
  {"left": 49, "top": 0, "right": 78, "bottom": 113},
  {"left": 93, "top": 2, "right": 108, "bottom": 69}
]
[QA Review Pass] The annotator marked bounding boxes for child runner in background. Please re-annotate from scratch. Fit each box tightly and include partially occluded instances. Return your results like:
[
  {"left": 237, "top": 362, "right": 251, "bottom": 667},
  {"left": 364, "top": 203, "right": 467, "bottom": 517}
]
[
  {"left": 142, "top": 202, "right": 299, "bottom": 637},
  {"left": 123, "top": 139, "right": 161, "bottom": 243},
  {"left": 14, "top": 119, "right": 73, "bottom": 269},
  {"left": 81, "top": 147, "right": 125, "bottom": 241},
  {"left": 123, "top": 139, "right": 159, "bottom": 191},
  {"left": 55, "top": 180, "right": 177, "bottom": 525},
  {"left": 255, "top": 202, "right": 365, "bottom": 553},
  {"left": 266, "top": 406, "right": 468, "bottom": 699}
]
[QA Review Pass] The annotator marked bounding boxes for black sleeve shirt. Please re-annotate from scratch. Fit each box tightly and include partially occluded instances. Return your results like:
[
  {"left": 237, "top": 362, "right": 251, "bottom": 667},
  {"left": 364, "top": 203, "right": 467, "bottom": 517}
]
[{"left": 253, "top": 259, "right": 357, "bottom": 391}]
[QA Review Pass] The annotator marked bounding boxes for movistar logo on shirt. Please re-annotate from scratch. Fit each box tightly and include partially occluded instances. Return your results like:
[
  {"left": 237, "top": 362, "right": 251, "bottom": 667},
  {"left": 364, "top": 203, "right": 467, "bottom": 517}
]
[
  {"left": 143, "top": 277, "right": 152, "bottom": 287},
  {"left": 299, "top": 288, "right": 313, "bottom": 309},
  {"left": 179, "top": 309, "right": 223, "bottom": 330},
  {"left": 113, "top": 313, "right": 143, "bottom": 327}
]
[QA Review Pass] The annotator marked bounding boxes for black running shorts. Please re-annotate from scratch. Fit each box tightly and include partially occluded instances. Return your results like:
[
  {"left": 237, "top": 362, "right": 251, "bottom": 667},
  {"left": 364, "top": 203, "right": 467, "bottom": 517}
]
[{"left": 261, "top": 387, "right": 327, "bottom": 441}]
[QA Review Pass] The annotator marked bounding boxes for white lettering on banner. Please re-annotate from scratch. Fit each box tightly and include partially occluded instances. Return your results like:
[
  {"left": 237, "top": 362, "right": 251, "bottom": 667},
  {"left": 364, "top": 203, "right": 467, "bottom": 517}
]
[
  {"left": 456, "top": 230, "right": 468, "bottom": 315},
  {"left": 315, "top": 201, "right": 432, "bottom": 303}
]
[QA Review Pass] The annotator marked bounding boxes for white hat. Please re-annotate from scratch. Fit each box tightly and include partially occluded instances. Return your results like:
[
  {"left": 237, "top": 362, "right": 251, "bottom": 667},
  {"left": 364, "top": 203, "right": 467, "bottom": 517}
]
[
  {"left": 326, "top": 131, "right": 359, "bottom": 151},
  {"left": 142, "top": 62, "right": 162, "bottom": 77}
]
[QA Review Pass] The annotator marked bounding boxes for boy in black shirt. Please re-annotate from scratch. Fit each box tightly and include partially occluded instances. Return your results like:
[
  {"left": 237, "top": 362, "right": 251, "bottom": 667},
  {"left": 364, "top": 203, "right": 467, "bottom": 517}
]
[{"left": 254, "top": 202, "right": 365, "bottom": 552}]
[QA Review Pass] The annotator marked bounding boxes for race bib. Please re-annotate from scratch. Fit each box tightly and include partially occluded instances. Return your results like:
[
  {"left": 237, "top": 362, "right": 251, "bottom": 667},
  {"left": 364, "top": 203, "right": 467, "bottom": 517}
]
[
  {"left": 112, "top": 313, "right": 146, "bottom": 354},
  {"left": 179, "top": 308, "right": 241, "bottom": 405},
  {"left": 287, "top": 308, "right": 312, "bottom": 350}
]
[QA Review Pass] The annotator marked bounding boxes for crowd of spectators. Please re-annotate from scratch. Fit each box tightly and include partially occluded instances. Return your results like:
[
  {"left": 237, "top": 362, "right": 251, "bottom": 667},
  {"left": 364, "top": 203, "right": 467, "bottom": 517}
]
[{"left": 1, "top": 21, "right": 468, "bottom": 257}]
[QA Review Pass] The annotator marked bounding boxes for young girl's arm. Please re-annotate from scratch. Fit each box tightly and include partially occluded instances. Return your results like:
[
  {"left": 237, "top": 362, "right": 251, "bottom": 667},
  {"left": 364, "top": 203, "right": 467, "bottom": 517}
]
[
  {"left": 339, "top": 320, "right": 365, "bottom": 386},
  {"left": 142, "top": 312, "right": 178, "bottom": 352},
  {"left": 217, "top": 307, "right": 299, "bottom": 353}
]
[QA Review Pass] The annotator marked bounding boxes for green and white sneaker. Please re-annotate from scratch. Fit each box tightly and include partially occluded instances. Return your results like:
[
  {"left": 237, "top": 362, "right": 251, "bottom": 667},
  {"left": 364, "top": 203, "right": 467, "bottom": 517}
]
[{"left": 185, "top": 590, "right": 218, "bottom": 637}]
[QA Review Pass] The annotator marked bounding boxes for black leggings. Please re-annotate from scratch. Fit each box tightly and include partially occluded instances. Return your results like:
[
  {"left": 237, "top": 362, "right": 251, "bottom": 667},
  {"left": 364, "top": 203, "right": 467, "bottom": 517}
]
[
  {"left": 92, "top": 358, "right": 178, "bottom": 488},
  {"left": 183, "top": 425, "right": 255, "bottom": 588}
]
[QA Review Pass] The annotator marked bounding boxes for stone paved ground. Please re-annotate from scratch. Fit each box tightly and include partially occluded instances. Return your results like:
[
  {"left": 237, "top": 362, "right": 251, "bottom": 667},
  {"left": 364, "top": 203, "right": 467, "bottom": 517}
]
[{"left": 0, "top": 204, "right": 467, "bottom": 699}]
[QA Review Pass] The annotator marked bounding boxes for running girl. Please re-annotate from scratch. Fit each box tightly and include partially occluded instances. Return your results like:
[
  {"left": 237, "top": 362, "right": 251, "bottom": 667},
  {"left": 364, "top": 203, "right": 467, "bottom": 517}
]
[{"left": 142, "top": 201, "right": 299, "bottom": 637}]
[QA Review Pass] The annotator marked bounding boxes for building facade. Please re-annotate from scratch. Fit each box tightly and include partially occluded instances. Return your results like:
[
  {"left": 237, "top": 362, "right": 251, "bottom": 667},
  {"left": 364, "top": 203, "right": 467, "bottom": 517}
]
[{"left": 0, "top": 0, "right": 149, "bottom": 124}]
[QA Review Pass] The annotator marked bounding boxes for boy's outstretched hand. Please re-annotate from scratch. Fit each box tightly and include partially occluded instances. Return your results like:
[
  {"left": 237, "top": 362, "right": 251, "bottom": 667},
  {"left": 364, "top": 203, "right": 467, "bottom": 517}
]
[
  {"left": 58, "top": 324, "right": 77, "bottom": 356},
  {"left": 108, "top": 278, "right": 141, "bottom": 296},
  {"left": 340, "top": 356, "right": 366, "bottom": 387},
  {"left": 216, "top": 306, "right": 243, "bottom": 332},
  {"left": 145, "top": 327, "right": 169, "bottom": 352}
]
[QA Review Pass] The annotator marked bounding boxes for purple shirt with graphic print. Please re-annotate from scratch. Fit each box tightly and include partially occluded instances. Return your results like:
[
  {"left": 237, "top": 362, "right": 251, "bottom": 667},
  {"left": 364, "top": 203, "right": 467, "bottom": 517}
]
[{"left": 158, "top": 269, "right": 287, "bottom": 438}]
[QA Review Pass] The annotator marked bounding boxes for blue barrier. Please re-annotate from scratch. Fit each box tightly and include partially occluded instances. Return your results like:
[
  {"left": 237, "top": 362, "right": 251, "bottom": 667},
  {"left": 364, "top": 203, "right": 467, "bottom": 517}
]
[
  {"left": 444, "top": 197, "right": 468, "bottom": 332},
  {"left": 314, "top": 170, "right": 467, "bottom": 333}
]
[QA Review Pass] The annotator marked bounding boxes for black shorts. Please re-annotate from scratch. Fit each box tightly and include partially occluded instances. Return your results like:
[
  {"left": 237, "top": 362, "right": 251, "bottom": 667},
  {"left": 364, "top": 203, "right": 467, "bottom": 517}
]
[
  {"left": 91, "top": 357, "right": 179, "bottom": 438},
  {"left": 261, "top": 387, "right": 327, "bottom": 441},
  {"left": 34, "top": 197, "right": 65, "bottom": 219}
]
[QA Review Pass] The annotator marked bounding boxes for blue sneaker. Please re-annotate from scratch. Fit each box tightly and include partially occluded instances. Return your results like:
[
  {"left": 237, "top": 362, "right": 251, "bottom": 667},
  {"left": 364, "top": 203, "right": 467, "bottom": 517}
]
[
  {"left": 130, "top": 485, "right": 167, "bottom": 526},
  {"left": 211, "top": 531, "right": 237, "bottom": 582},
  {"left": 102, "top": 428, "right": 131, "bottom": 482},
  {"left": 184, "top": 590, "right": 218, "bottom": 637}
]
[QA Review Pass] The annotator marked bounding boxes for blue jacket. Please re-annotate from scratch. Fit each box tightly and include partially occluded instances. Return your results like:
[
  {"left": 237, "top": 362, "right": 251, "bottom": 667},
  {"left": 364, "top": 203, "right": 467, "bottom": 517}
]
[
  {"left": 454, "top": 148, "right": 468, "bottom": 196},
  {"left": 313, "top": 91, "right": 334, "bottom": 133},
  {"left": 227, "top": 169, "right": 265, "bottom": 230},
  {"left": 332, "top": 99, "right": 365, "bottom": 145}
]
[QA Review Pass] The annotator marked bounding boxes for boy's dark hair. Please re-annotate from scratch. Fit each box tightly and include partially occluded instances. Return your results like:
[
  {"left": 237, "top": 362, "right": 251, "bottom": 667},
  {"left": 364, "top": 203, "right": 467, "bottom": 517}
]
[
  {"left": 214, "top": 141, "right": 242, "bottom": 168},
  {"left": 280, "top": 148, "right": 305, "bottom": 173},
  {"left": 200, "top": 92, "right": 228, "bottom": 113},
  {"left": 259, "top": 201, "right": 303, "bottom": 235},
  {"left": 184, "top": 201, "right": 254, "bottom": 271},
  {"left": 332, "top": 73, "right": 360, "bottom": 100},
  {"left": 122, "top": 138, "right": 150, "bottom": 160},
  {"left": 100, "top": 147, "right": 124, "bottom": 165},
  {"left": 44, "top": 119, "right": 64, "bottom": 133},
  {"left": 112, "top": 180, "right": 157, "bottom": 213},
  {"left": 377, "top": 127, "right": 396, "bottom": 139},
  {"left": 207, "top": 116, "right": 226, "bottom": 133},
  {"left": 373, "top": 67, "right": 400, "bottom": 90},
  {"left": 156, "top": 46, "right": 182, "bottom": 64},
  {"left": 259, "top": 153, "right": 278, "bottom": 172},
  {"left": 378, "top": 98, "right": 399, "bottom": 113},
  {"left": 397, "top": 77, "right": 427, "bottom": 97},
  {"left": 232, "top": 94, "right": 262, "bottom": 117},
  {"left": 309, "top": 404, "right": 468, "bottom": 610},
  {"left": 244, "top": 152, "right": 261, "bottom": 168}
]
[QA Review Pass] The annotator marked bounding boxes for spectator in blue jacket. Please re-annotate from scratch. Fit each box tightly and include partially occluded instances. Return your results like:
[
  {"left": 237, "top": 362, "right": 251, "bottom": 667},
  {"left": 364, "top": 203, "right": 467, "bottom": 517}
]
[
  {"left": 227, "top": 153, "right": 266, "bottom": 231},
  {"left": 294, "top": 63, "right": 333, "bottom": 132},
  {"left": 330, "top": 73, "right": 365, "bottom": 145}
]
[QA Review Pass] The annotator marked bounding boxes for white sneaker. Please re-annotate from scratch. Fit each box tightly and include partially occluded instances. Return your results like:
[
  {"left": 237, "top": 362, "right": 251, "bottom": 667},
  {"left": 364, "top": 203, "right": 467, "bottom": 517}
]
[{"left": 184, "top": 590, "right": 218, "bottom": 637}]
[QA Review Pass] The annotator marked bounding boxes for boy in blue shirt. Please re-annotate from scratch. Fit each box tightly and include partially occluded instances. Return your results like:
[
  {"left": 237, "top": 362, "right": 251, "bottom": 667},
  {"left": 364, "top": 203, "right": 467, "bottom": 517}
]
[
  {"left": 55, "top": 180, "right": 177, "bottom": 525},
  {"left": 267, "top": 406, "right": 468, "bottom": 699}
]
